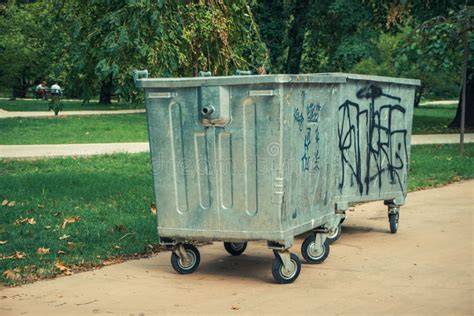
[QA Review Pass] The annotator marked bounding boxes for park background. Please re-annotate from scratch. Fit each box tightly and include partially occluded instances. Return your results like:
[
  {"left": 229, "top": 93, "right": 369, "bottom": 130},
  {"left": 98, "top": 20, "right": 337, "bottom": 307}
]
[{"left": 0, "top": 0, "right": 473, "bottom": 286}]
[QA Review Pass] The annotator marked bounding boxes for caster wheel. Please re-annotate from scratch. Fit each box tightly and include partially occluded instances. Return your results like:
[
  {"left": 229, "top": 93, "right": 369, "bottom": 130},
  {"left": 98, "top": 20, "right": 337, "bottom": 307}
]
[
  {"left": 171, "top": 244, "right": 200, "bottom": 274},
  {"left": 389, "top": 212, "right": 399, "bottom": 234},
  {"left": 272, "top": 253, "right": 301, "bottom": 284},
  {"left": 301, "top": 235, "right": 330, "bottom": 264},
  {"left": 224, "top": 242, "right": 247, "bottom": 256},
  {"left": 327, "top": 223, "right": 342, "bottom": 244}
]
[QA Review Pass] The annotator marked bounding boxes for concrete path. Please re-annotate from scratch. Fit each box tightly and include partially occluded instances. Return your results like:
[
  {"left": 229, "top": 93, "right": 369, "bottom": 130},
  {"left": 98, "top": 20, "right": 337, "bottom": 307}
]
[
  {"left": 1, "top": 134, "right": 473, "bottom": 159},
  {"left": 411, "top": 133, "right": 474, "bottom": 145},
  {"left": 0, "top": 108, "right": 145, "bottom": 119},
  {"left": 419, "top": 100, "right": 457, "bottom": 105},
  {"left": 0, "top": 143, "right": 149, "bottom": 158},
  {"left": 1, "top": 181, "right": 472, "bottom": 315}
]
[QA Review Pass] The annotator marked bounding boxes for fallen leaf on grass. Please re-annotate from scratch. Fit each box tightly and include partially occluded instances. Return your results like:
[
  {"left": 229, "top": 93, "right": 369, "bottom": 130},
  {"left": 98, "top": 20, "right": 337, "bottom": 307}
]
[
  {"left": 37, "top": 204, "right": 45, "bottom": 209},
  {"left": 0, "top": 241, "right": 7, "bottom": 245},
  {"left": 1, "top": 251, "right": 26, "bottom": 260},
  {"left": 44, "top": 226, "right": 51, "bottom": 229},
  {"left": 13, "top": 251, "right": 26, "bottom": 259},
  {"left": 1, "top": 199, "right": 8, "bottom": 206},
  {"left": 54, "top": 260, "right": 72, "bottom": 275},
  {"left": 36, "top": 247, "right": 50, "bottom": 255},
  {"left": 59, "top": 234, "right": 70, "bottom": 240},
  {"left": 67, "top": 242, "right": 75, "bottom": 250},
  {"left": 114, "top": 245, "right": 121, "bottom": 249},
  {"left": 7, "top": 201, "right": 16, "bottom": 207},
  {"left": 61, "top": 216, "right": 80, "bottom": 229},
  {"left": 2, "top": 270, "right": 18, "bottom": 280},
  {"left": 57, "top": 250, "right": 66, "bottom": 255},
  {"left": 150, "top": 203, "right": 157, "bottom": 215},
  {"left": 15, "top": 217, "right": 36, "bottom": 225}
]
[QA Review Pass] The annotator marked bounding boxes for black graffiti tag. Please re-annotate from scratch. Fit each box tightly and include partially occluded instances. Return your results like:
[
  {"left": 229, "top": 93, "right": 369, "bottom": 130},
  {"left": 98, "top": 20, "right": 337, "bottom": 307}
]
[{"left": 337, "top": 84, "right": 408, "bottom": 195}]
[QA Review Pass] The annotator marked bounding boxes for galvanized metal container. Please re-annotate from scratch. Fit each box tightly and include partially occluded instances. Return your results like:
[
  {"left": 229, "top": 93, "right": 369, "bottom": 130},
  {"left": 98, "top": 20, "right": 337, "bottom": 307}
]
[{"left": 134, "top": 72, "right": 420, "bottom": 283}]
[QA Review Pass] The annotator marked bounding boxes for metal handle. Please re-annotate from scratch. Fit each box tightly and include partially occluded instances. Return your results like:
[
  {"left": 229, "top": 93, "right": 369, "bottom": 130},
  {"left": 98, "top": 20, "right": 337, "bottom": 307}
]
[
  {"left": 133, "top": 69, "right": 149, "bottom": 83},
  {"left": 235, "top": 70, "right": 252, "bottom": 76}
]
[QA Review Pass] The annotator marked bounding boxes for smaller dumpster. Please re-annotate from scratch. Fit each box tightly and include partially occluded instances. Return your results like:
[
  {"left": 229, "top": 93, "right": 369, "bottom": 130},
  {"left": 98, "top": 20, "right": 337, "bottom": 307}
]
[{"left": 329, "top": 74, "right": 420, "bottom": 243}]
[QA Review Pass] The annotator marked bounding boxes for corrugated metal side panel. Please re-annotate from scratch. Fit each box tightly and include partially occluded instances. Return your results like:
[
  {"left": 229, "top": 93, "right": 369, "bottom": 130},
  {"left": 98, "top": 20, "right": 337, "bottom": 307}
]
[
  {"left": 146, "top": 88, "right": 217, "bottom": 232},
  {"left": 147, "top": 84, "right": 284, "bottom": 238},
  {"left": 215, "top": 84, "right": 282, "bottom": 233}
]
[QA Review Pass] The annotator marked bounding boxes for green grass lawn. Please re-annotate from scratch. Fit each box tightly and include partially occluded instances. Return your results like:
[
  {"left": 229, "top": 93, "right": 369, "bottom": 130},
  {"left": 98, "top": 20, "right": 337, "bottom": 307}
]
[
  {"left": 0, "top": 101, "right": 470, "bottom": 146},
  {"left": 0, "top": 114, "right": 148, "bottom": 144},
  {"left": 412, "top": 103, "right": 467, "bottom": 134},
  {"left": 0, "top": 143, "right": 473, "bottom": 285},
  {"left": 0, "top": 99, "right": 144, "bottom": 111}
]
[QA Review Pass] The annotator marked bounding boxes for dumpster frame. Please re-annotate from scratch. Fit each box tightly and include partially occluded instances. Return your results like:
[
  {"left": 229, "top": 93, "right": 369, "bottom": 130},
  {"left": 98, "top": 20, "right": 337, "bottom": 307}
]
[{"left": 135, "top": 72, "right": 420, "bottom": 283}]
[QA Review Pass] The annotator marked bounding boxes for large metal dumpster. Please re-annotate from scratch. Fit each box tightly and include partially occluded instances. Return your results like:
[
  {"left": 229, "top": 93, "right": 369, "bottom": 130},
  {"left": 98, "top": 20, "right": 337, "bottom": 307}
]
[
  {"left": 134, "top": 72, "right": 419, "bottom": 283},
  {"left": 328, "top": 74, "right": 420, "bottom": 242},
  {"left": 135, "top": 72, "right": 346, "bottom": 284}
]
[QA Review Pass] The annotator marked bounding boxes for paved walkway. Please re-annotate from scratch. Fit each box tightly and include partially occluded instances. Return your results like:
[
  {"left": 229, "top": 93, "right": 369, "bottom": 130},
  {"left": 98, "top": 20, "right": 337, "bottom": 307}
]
[
  {"left": 0, "top": 134, "right": 473, "bottom": 159},
  {"left": 0, "top": 143, "right": 149, "bottom": 158},
  {"left": 0, "top": 181, "right": 472, "bottom": 315},
  {"left": 411, "top": 133, "right": 473, "bottom": 145},
  {"left": 0, "top": 108, "right": 145, "bottom": 119},
  {"left": 419, "top": 100, "right": 457, "bottom": 105}
]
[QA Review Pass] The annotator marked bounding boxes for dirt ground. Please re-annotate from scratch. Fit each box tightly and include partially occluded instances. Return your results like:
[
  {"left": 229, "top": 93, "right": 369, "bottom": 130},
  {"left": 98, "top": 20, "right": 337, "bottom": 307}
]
[{"left": 1, "top": 181, "right": 473, "bottom": 315}]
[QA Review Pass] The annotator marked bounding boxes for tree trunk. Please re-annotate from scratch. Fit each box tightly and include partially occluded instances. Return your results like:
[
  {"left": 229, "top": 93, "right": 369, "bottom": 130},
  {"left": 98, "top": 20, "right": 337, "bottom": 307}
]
[
  {"left": 253, "top": 0, "right": 288, "bottom": 73},
  {"left": 414, "top": 85, "right": 424, "bottom": 108},
  {"left": 285, "top": 0, "right": 311, "bottom": 74},
  {"left": 99, "top": 76, "right": 113, "bottom": 104},
  {"left": 12, "top": 77, "right": 28, "bottom": 99},
  {"left": 449, "top": 67, "right": 473, "bottom": 129}
]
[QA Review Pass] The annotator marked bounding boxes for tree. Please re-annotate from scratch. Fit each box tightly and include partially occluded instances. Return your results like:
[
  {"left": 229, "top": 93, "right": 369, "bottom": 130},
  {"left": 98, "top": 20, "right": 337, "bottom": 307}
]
[
  {"left": 252, "top": 0, "right": 288, "bottom": 73},
  {"left": 0, "top": 1, "right": 49, "bottom": 98},
  {"left": 447, "top": 7, "right": 473, "bottom": 129},
  {"left": 67, "top": 0, "right": 267, "bottom": 104},
  {"left": 285, "top": 0, "right": 311, "bottom": 73}
]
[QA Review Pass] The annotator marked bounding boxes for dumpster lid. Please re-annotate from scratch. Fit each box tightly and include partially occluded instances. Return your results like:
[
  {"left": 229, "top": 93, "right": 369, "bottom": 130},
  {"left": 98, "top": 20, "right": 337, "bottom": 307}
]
[{"left": 135, "top": 73, "right": 420, "bottom": 89}]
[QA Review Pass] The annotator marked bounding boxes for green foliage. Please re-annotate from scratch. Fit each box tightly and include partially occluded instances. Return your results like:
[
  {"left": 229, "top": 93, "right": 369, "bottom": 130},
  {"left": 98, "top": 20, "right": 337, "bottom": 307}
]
[
  {"left": 0, "top": 1, "right": 48, "bottom": 97},
  {"left": 48, "top": 96, "right": 64, "bottom": 116},
  {"left": 351, "top": 22, "right": 463, "bottom": 99},
  {"left": 67, "top": 0, "right": 267, "bottom": 102},
  {"left": 0, "top": 0, "right": 470, "bottom": 102},
  {"left": 0, "top": 1, "right": 267, "bottom": 102}
]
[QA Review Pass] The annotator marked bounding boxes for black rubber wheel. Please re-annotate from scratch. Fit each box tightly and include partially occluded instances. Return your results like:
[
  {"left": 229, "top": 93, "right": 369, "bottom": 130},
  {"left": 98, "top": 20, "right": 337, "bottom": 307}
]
[
  {"left": 327, "top": 223, "right": 342, "bottom": 244},
  {"left": 271, "top": 253, "right": 301, "bottom": 284},
  {"left": 389, "top": 212, "right": 399, "bottom": 234},
  {"left": 301, "top": 235, "right": 330, "bottom": 264},
  {"left": 170, "top": 244, "right": 200, "bottom": 274},
  {"left": 223, "top": 242, "right": 247, "bottom": 256}
]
